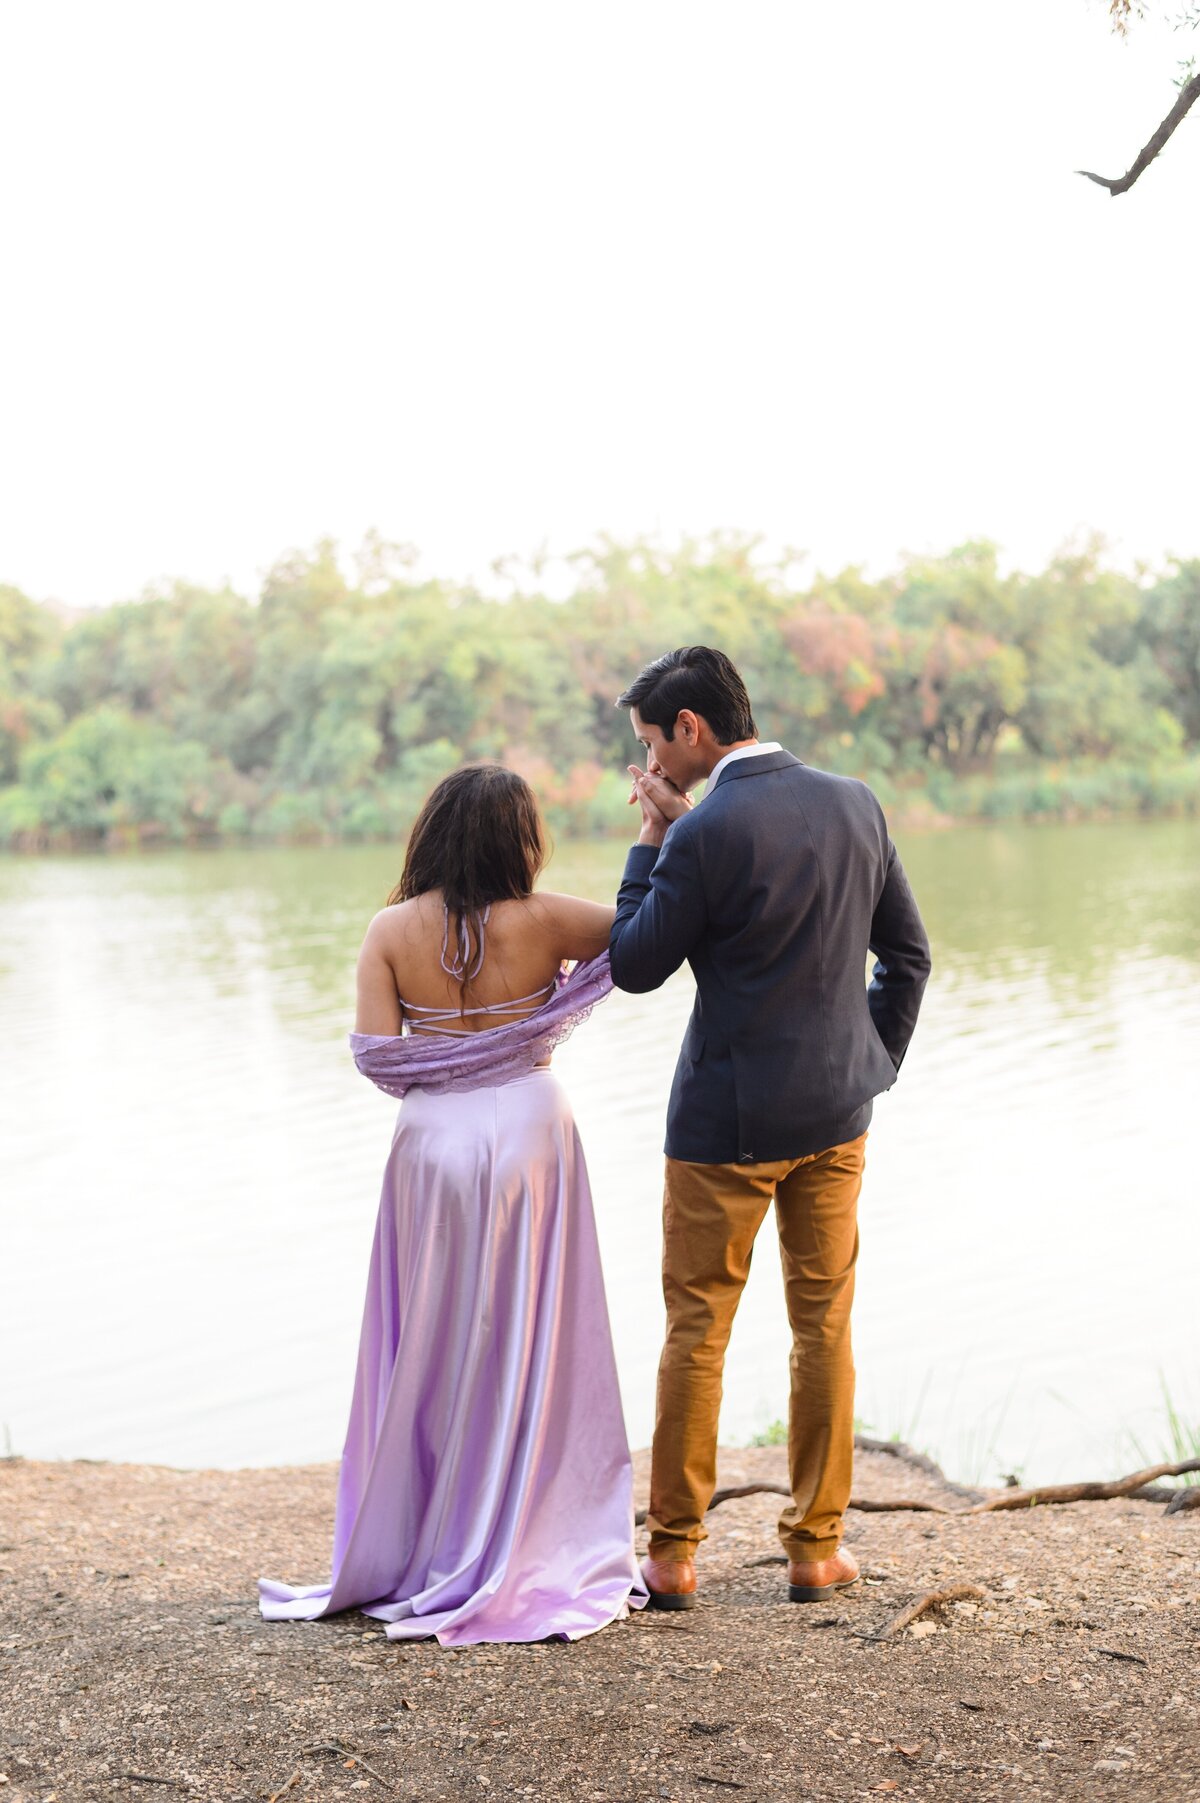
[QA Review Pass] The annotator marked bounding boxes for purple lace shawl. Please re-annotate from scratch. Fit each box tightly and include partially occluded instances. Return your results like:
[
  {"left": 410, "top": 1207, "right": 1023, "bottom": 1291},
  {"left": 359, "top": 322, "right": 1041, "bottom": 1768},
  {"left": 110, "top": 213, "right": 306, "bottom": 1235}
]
[{"left": 349, "top": 951, "right": 613, "bottom": 1099}]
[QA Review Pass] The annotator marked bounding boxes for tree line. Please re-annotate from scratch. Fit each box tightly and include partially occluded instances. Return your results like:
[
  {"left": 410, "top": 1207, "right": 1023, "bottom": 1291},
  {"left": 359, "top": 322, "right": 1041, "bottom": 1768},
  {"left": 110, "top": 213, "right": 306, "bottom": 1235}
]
[{"left": 1, "top": 534, "right": 1198, "bottom": 849}]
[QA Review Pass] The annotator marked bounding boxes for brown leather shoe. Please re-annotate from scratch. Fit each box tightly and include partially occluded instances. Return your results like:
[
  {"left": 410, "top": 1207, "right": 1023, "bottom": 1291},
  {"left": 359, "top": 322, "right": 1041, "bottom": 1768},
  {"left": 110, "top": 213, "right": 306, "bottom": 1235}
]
[
  {"left": 641, "top": 1554, "right": 698, "bottom": 1611},
  {"left": 786, "top": 1544, "right": 859, "bottom": 1603}
]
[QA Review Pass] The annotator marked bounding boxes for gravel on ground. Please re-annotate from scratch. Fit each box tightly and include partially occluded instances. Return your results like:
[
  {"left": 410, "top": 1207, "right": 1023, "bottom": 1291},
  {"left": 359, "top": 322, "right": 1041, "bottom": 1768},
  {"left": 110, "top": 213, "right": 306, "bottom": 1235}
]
[{"left": 1, "top": 1445, "right": 1197, "bottom": 1802}]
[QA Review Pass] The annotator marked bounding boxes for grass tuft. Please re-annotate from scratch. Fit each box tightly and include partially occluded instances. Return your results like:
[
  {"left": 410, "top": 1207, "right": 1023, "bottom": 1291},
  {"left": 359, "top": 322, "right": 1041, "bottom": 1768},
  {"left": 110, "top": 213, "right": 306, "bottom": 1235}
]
[
  {"left": 1129, "top": 1377, "right": 1200, "bottom": 1484},
  {"left": 747, "top": 1418, "right": 788, "bottom": 1447}
]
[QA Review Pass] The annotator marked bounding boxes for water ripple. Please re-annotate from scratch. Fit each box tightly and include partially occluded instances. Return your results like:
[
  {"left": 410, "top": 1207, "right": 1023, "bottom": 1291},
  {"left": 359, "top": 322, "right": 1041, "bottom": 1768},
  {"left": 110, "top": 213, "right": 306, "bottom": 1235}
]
[{"left": 1, "top": 826, "right": 1198, "bottom": 1484}]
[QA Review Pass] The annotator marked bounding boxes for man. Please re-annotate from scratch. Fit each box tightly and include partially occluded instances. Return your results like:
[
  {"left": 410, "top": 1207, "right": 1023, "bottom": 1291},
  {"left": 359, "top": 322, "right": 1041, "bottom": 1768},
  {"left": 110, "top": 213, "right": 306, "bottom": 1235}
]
[{"left": 610, "top": 645, "right": 930, "bottom": 1610}]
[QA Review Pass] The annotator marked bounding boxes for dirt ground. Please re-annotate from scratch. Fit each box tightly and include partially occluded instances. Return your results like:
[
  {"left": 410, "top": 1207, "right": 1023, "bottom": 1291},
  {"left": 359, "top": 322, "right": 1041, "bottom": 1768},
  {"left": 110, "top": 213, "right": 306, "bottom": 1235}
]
[{"left": 1, "top": 1444, "right": 1197, "bottom": 1803}]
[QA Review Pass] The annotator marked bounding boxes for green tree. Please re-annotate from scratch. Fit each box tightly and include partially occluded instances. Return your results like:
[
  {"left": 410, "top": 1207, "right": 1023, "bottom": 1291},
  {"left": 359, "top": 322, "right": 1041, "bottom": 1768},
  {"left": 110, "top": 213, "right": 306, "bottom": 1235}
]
[
  {"left": 0, "top": 585, "right": 62, "bottom": 782},
  {"left": 878, "top": 545, "right": 1029, "bottom": 774},
  {"left": 1135, "top": 559, "right": 1200, "bottom": 744},
  {"left": 13, "top": 707, "right": 229, "bottom": 842},
  {"left": 0, "top": 534, "right": 1196, "bottom": 846},
  {"left": 1014, "top": 546, "right": 1168, "bottom": 759}
]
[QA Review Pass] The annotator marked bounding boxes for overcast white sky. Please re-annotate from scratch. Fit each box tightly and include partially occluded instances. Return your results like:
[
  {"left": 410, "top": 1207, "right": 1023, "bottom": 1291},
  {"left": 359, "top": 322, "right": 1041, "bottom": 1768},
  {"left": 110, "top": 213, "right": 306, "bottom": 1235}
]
[{"left": 0, "top": 0, "right": 1196, "bottom": 609}]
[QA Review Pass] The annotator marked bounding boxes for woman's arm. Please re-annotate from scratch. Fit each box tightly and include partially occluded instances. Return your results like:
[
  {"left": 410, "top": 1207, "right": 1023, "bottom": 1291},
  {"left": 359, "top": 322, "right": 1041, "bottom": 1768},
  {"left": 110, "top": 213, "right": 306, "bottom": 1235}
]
[
  {"left": 354, "top": 911, "right": 403, "bottom": 1035},
  {"left": 529, "top": 891, "right": 616, "bottom": 964}
]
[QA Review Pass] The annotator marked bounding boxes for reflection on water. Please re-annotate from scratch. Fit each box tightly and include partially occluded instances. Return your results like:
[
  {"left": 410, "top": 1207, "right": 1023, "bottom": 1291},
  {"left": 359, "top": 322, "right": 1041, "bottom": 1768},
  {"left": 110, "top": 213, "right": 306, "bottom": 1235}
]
[{"left": 1, "top": 822, "right": 1197, "bottom": 1484}]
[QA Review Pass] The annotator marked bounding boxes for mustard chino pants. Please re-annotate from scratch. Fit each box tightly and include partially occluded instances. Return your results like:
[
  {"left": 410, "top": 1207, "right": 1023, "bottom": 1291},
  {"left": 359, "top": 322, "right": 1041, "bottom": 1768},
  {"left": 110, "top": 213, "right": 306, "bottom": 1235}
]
[{"left": 646, "top": 1132, "right": 866, "bottom": 1565}]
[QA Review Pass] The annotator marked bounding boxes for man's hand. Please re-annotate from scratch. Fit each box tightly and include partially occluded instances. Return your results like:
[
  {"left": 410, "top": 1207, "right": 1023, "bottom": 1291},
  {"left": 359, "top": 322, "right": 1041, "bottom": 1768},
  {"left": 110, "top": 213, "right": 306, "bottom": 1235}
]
[{"left": 627, "top": 766, "right": 692, "bottom": 848}]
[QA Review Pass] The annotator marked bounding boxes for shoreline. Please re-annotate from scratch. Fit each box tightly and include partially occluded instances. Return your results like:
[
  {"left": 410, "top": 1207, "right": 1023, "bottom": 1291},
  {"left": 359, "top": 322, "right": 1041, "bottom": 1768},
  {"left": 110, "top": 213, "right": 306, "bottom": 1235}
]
[
  {"left": 3, "top": 795, "right": 1200, "bottom": 856},
  {"left": 5, "top": 1432, "right": 1197, "bottom": 1497},
  {"left": 4, "top": 766, "right": 1200, "bottom": 858},
  {"left": 2, "top": 1442, "right": 1197, "bottom": 1801}
]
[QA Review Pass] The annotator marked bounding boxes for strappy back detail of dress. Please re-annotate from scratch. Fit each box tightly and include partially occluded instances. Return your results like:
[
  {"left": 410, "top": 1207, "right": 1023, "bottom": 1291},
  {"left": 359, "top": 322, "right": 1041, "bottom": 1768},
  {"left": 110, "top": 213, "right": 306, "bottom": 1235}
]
[
  {"left": 400, "top": 988, "right": 556, "bottom": 1038},
  {"left": 398, "top": 902, "right": 556, "bottom": 1038}
]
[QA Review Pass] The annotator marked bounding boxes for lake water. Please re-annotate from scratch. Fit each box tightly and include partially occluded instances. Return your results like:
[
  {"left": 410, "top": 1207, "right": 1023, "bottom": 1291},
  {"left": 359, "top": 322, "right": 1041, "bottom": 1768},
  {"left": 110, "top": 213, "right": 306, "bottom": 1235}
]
[{"left": 1, "top": 823, "right": 1197, "bottom": 1487}]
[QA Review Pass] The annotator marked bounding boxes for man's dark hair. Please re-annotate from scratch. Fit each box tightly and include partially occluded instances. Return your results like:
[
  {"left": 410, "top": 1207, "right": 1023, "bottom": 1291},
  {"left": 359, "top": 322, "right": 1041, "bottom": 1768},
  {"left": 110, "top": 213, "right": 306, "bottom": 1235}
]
[{"left": 616, "top": 646, "right": 757, "bottom": 744}]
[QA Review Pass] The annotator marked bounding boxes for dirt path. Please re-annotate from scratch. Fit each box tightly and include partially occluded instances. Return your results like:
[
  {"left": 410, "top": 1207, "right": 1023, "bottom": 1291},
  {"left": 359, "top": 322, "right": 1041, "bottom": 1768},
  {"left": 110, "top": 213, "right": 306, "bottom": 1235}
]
[{"left": 2, "top": 1446, "right": 1197, "bottom": 1802}]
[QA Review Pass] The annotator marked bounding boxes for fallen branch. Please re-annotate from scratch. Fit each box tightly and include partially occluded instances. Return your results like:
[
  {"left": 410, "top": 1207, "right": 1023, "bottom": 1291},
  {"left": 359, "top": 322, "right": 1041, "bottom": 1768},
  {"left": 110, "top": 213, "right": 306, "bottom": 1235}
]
[
  {"left": 302, "top": 1741, "right": 393, "bottom": 1790},
  {"left": 1078, "top": 72, "right": 1200, "bottom": 196},
  {"left": 119, "top": 1778, "right": 188, "bottom": 1790},
  {"left": 267, "top": 1771, "right": 301, "bottom": 1803},
  {"left": 1098, "top": 1646, "right": 1149, "bottom": 1667},
  {"left": 1165, "top": 1486, "right": 1200, "bottom": 1516},
  {"left": 865, "top": 1583, "right": 986, "bottom": 1643},
  {"left": 969, "top": 1458, "right": 1200, "bottom": 1513},
  {"left": 1, "top": 1632, "right": 75, "bottom": 1655}
]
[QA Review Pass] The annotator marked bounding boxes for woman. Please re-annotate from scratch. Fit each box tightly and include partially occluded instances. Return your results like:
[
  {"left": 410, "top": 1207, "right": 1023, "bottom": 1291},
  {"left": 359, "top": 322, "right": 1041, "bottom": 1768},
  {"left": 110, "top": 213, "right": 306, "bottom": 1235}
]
[{"left": 259, "top": 764, "right": 645, "bottom": 1644}]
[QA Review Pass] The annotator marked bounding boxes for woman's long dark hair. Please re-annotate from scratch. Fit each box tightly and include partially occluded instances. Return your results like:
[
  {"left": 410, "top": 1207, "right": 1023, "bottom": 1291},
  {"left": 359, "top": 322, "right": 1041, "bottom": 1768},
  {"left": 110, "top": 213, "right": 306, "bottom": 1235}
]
[{"left": 388, "top": 764, "right": 547, "bottom": 988}]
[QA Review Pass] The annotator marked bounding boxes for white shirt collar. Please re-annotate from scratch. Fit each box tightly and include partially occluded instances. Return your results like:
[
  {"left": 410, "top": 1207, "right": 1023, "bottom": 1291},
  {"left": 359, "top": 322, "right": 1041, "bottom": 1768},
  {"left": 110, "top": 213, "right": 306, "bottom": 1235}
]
[{"left": 706, "top": 740, "right": 783, "bottom": 789}]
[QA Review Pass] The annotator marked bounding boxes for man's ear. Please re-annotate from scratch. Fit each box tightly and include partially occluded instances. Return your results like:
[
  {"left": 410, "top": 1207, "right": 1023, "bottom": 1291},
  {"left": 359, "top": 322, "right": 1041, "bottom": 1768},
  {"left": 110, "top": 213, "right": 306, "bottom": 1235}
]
[{"left": 677, "top": 709, "right": 700, "bottom": 745}]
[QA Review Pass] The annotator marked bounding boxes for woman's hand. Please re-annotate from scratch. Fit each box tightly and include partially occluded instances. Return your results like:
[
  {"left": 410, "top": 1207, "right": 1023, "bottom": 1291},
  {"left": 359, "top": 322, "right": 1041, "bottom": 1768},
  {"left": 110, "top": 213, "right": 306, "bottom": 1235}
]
[{"left": 627, "top": 766, "right": 692, "bottom": 849}]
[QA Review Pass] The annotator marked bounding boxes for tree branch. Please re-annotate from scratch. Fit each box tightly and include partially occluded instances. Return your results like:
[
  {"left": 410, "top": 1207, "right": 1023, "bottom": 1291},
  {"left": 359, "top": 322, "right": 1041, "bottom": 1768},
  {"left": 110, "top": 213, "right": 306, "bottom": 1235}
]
[{"left": 1078, "top": 71, "right": 1200, "bottom": 194}]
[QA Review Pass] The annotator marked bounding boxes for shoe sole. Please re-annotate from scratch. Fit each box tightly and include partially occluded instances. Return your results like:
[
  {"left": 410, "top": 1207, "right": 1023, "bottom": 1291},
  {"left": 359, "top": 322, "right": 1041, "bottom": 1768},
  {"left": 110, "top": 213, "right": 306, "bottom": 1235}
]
[
  {"left": 787, "top": 1577, "right": 858, "bottom": 1603},
  {"left": 646, "top": 1588, "right": 698, "bottom": 1611}
]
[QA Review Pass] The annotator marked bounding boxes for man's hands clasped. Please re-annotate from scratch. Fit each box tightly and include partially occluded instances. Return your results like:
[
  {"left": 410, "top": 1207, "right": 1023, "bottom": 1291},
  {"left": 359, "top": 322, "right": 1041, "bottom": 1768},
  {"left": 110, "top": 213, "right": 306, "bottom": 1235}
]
[{"left": 627, "top": 765, "right": 692, "bottom": 849}]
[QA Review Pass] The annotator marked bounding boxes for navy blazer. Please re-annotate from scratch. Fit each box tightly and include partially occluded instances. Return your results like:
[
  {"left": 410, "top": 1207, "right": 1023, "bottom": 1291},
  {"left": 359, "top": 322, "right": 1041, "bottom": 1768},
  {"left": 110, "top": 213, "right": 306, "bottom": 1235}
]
[{"left": 610, "top": 750, "right": 931, "bottom": 1164}]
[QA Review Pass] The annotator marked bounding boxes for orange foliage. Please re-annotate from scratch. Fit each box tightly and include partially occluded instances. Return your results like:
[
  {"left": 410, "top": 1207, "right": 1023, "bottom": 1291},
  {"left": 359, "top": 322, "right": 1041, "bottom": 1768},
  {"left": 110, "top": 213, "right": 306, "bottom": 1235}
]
[
  {"left": 503, "top": 747, "right": 605, "bottom": 808},
  {"left": 780, "top": 610, "right": 885, "bottom": 716}
]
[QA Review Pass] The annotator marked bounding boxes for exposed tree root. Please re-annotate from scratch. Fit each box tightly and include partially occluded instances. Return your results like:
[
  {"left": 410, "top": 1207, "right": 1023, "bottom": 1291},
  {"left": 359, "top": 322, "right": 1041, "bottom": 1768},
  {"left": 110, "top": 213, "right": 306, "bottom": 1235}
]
[
  {"left": 631, "top": 1450, "right": 1200, "bottom": 1529},
  {"left": 968, "top": 1459, "right": 1200, "bottom": 1513},
  {"left": 711, "top": 1481, "right": 789, "bottom": 1508},
  {"left": 849, "top": 1497, "right": 949, "bottom": 1514},
  {"left": 634, "top": 1481, "right": 789, "bottom": 1526},
  {"left": 852, "top": 1435, "right": 985, "bottom": 1503}
]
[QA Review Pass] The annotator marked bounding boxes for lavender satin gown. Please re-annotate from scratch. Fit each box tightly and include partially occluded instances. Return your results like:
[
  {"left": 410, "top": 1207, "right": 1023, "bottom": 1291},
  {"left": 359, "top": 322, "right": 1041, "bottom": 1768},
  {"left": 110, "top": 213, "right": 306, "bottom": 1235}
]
[{"left": 258, "top": 948, "right": 646, "bottom": 1645}]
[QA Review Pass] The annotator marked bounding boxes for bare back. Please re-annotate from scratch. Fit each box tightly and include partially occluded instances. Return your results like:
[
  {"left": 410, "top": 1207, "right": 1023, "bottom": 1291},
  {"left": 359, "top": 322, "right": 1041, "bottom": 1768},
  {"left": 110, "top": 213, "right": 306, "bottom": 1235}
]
[{"left": 355, "top": 889, "right": 615, "bottom": 1038}]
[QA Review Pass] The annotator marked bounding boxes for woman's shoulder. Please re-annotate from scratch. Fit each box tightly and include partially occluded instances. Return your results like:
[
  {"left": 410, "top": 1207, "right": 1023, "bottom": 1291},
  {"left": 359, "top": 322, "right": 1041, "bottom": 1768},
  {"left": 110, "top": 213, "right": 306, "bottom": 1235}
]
[
  {"left": 362, "top": 893, "right": 441, "bottom": 949},
  {"left": 510, "top": 889, "right": 571, "bottom": 923},
  {"left": 479, "top": 891, "right": 559, "bottom": 946},
  {"left": 510, "top": 889, "right": 611, "bottom": 928},
  {"left": 507, "top": 890, "right": 615, "bottom": 963}
]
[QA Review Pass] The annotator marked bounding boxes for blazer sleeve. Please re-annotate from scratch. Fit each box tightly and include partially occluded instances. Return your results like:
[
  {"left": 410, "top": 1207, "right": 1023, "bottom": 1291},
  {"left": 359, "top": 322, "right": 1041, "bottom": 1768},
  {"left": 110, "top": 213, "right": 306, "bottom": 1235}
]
[
  {"left": 609, "top": 826, "right": 708, "bottom": 994},
  {"left": 867, "top": 841, "right": 932, "bottom": 1070}
]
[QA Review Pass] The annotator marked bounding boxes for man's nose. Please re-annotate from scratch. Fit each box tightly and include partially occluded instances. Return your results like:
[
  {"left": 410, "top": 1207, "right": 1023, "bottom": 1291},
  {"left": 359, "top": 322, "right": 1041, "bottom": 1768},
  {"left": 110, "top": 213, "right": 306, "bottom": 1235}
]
[{"left": 648, "top": 753, "right": 663, "bottom": 776}]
